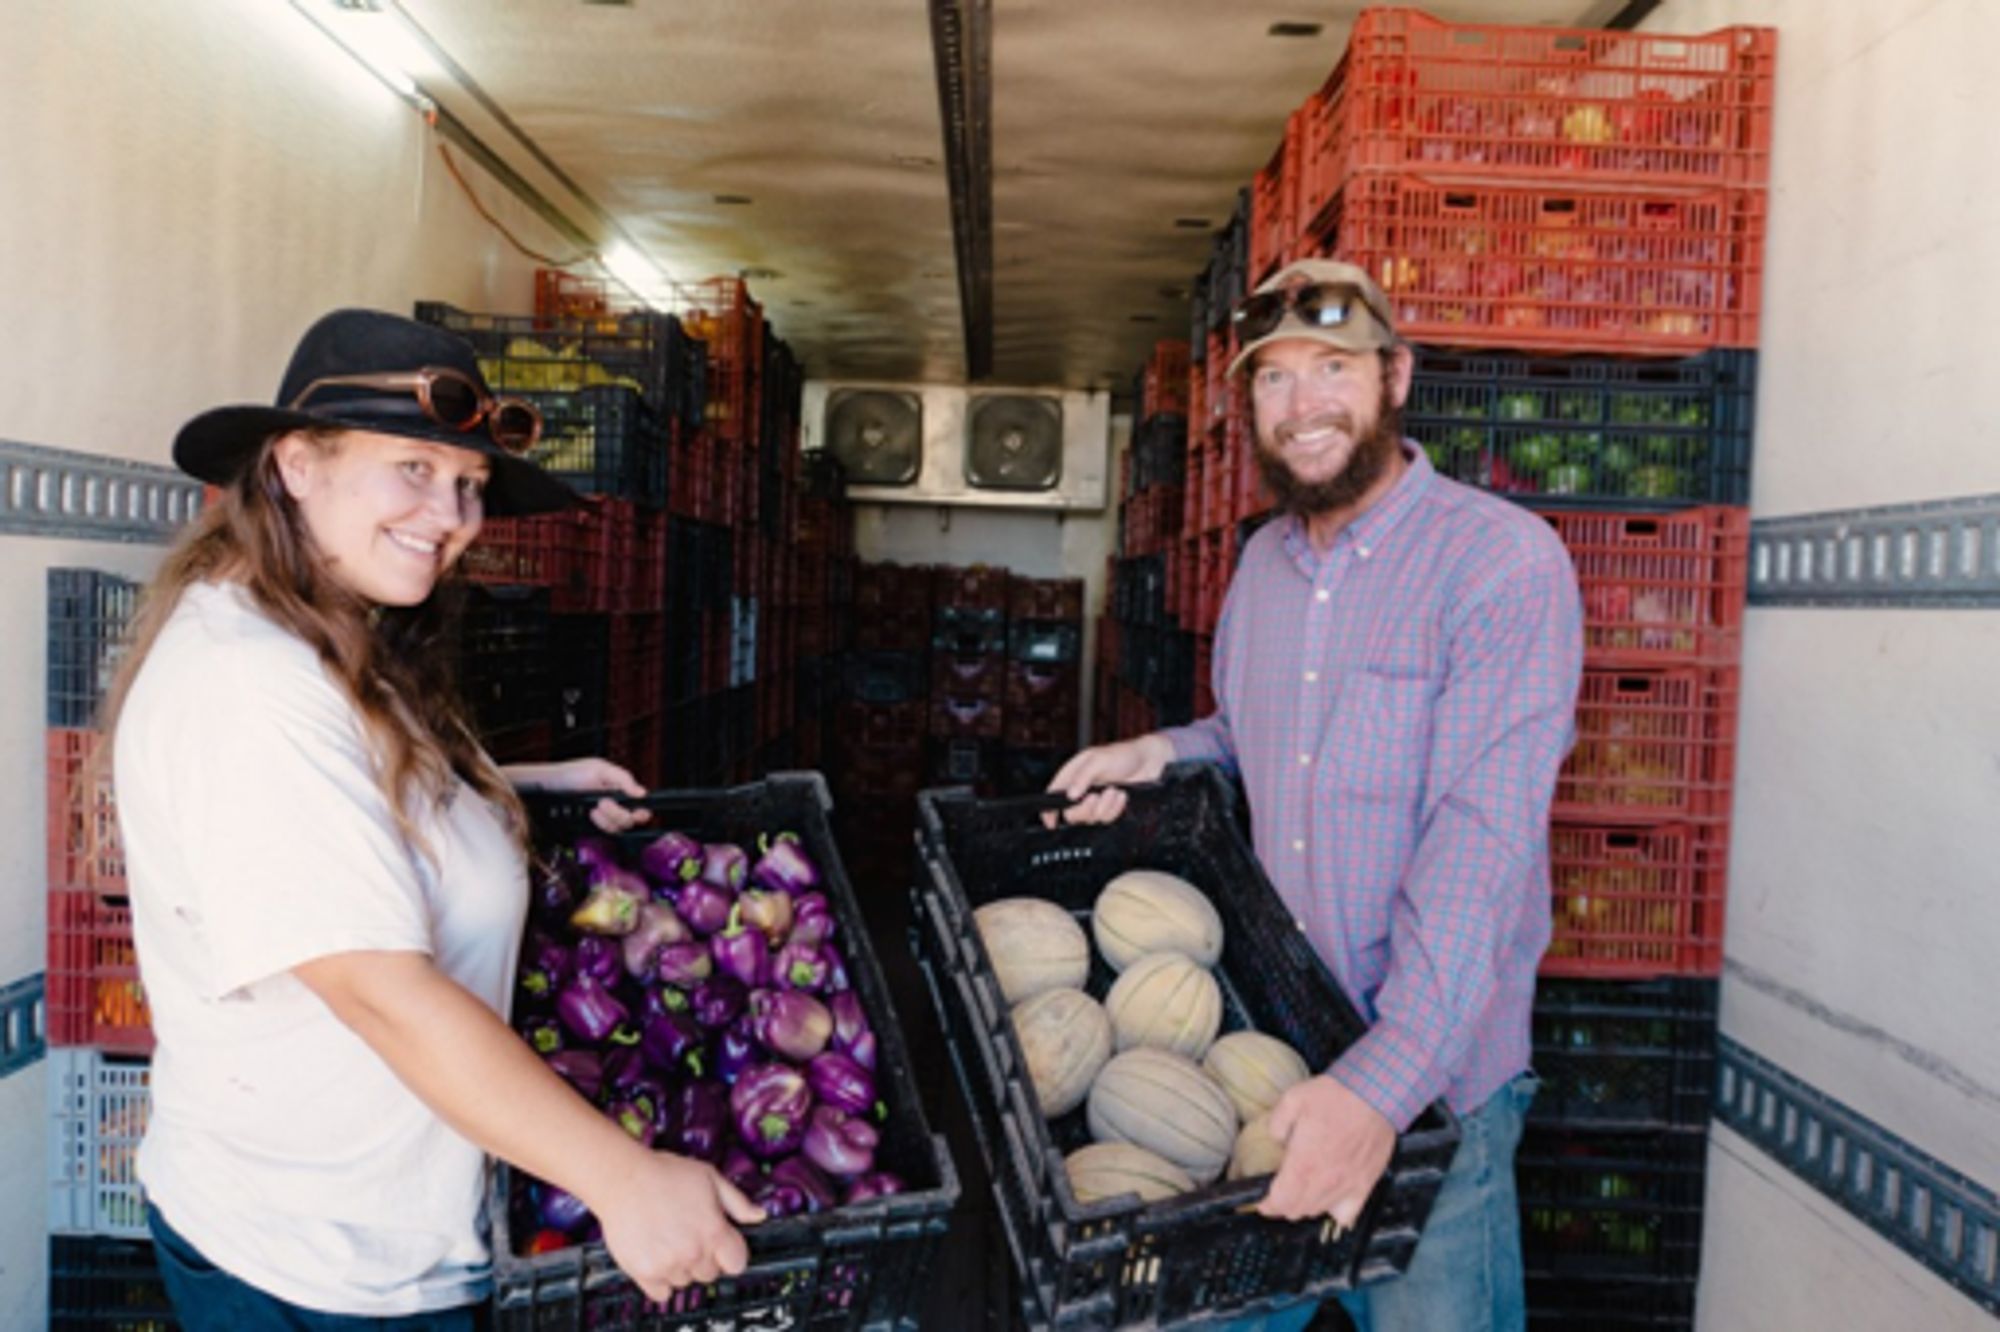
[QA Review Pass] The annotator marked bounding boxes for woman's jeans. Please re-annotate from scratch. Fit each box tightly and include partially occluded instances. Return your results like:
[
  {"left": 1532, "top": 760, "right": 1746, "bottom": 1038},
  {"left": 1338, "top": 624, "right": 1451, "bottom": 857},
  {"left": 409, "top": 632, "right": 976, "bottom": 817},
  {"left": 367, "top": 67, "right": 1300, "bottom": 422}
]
[
  {"left": 146, "top": 1205, "right": 485, "bottom": 1332},
  {"left": 1202, "top": 1070, "right": 1538, "bottom": 1332}
]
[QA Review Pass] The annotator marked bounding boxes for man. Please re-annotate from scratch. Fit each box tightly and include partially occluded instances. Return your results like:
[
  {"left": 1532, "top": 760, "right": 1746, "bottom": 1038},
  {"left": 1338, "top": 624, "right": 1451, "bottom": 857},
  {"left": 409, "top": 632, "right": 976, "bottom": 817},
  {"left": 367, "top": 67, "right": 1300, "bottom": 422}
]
[{"left": 1050, "top": 259, "right": 1584, "bottom": 1332}]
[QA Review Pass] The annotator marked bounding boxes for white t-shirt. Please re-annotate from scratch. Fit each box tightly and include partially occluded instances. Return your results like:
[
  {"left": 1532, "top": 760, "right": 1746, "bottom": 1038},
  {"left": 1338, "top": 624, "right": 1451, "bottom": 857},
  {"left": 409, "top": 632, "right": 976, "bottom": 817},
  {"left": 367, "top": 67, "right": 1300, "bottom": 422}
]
[{"left": 115, "top": 581, "right": 528, "bottom": 1316}]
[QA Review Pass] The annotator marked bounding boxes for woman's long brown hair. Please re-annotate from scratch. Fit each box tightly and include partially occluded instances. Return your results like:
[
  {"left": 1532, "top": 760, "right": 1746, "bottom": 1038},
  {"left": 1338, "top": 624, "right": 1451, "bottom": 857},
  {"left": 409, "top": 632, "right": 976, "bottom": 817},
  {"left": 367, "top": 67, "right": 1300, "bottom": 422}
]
[{"left": 97, "top": 429, "right": 527, "bottom": 858}]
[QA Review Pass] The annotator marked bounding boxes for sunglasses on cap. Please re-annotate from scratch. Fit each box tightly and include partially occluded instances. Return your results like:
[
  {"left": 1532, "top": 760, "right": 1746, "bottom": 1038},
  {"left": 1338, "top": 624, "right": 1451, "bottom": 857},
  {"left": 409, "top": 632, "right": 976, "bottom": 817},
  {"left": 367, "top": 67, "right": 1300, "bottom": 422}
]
[
  {"left": 1231, "top": 281, "right": 1391, "bottom": 346},
  {"left": 287, "top": 366, "right": 542, "bottom": 455}
]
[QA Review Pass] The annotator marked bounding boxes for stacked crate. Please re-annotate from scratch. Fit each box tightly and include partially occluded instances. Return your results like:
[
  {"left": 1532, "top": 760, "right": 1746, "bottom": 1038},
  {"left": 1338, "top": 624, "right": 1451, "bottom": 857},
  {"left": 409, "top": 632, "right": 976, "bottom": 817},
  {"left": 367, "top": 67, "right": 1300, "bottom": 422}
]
[
  {"left": 927, "top": 564, "right": 1010, "bottom": 794},
  {"left": 1109, "top": 12, "right": 1775, "bottom": 1327},
  {"left": 43, "top": 569, "right": 175, "bottom": 1328},
  {"left": 832, "top": 561, "right": 934, "bottom": 897},
  {"left": 791, "top": 452, "right": 855, "bottom": 775},
  {"left": 999, "top": 575, "right": 1086, "bottom": 796}
]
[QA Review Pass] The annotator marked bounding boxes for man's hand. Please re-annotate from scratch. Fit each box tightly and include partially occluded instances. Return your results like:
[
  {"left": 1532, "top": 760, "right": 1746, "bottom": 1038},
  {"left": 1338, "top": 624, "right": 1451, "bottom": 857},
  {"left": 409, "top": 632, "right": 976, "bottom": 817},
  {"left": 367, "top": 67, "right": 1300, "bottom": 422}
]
[
  {"left": 1044, "top": 734, "right": 1176, "bottom": 825},
  {"left": 1256, "top": 1074, "right": 1396, "bottom": 1228},
  {"left": 592, "top": 1152, "right": 765, "bottom": 1300}
]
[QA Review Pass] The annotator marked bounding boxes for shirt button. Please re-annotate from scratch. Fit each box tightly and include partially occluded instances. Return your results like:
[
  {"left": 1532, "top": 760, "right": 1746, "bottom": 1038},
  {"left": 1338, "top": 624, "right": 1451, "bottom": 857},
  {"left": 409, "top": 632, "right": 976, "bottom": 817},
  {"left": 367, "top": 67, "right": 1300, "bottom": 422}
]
[
  {"left": 1291, "top": 839, "right": 1306, "bottom": 853},
  {"left": 1315, "top": 589, "right": 1330, "bottom": 603},
  {"left": 1304, "top": 670, "right": 1318, "bottom": 683},
  {"left": 1357, "top": 544, "right": 1372, "bottom": 559},
  {"left": 1298, "top": 753, "right": 1311, "bottom": 766}
]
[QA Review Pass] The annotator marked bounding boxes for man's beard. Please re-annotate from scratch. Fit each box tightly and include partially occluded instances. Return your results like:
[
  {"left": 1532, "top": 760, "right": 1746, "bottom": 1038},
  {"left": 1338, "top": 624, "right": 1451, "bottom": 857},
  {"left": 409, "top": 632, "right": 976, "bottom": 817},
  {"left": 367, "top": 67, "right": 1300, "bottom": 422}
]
[{"left": 1254, "top": 381, "right": 1403, "bottom": 519}]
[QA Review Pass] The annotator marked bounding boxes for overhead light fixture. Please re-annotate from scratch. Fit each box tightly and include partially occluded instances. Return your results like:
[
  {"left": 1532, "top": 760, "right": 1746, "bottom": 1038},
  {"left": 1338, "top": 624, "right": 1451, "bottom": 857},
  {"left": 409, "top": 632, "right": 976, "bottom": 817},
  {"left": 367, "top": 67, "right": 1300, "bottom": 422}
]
[
  {"left": 289, "top": 0, "right": 439, "bottom": 109},
  {"left": 1268, "top": 22, "right": 1323, "bottom": 38},
  {"left": 713, "top": 194, "right": 754, "bottom": 206},
  {"left": 600, "top": 242, "right": 671, "bottom": 309}
]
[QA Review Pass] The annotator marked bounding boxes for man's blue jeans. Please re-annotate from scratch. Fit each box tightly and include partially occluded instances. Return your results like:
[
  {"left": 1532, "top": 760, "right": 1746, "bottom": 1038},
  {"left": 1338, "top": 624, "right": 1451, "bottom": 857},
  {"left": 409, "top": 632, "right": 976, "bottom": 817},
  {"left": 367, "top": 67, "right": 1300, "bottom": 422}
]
[
  {"left": 1203, "top": 1071, "right": 1537, "bottom": 1332},
  {"left": 147, "top": 1205, "right": 485, "bottom": 1331}
]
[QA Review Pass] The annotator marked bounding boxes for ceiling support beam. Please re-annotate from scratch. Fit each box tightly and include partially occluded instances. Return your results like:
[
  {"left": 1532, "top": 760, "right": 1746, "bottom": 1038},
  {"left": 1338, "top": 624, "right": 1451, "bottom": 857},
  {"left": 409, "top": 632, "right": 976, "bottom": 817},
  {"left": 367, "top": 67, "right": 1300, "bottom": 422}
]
[
  {"left": 929, "top": 0, "right": 994, "bottom": 381},
  {"left": 1606, "top": 0, "right": 1662, "bottom": 30}
]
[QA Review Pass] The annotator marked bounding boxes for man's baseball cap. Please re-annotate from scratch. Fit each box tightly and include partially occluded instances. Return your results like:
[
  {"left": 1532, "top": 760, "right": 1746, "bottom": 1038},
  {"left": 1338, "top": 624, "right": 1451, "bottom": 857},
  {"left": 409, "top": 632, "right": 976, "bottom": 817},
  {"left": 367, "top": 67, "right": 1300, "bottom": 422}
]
[{"left": 1225, "top": 258, "right": 1399, "bottom": 378}]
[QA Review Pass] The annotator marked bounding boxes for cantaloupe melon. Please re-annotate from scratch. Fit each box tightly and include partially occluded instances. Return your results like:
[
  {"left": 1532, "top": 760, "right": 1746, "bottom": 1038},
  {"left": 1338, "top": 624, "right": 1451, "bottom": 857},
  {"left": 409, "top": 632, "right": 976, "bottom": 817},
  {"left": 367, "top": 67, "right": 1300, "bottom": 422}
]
[
  {"left": 1012, "top": 987, "right": 1113, "bottom": 1117},
  {"left": 1104, "top": 951, "right": 1222, "bottom": 1059},
  {"left": 1091, "top": 870, "right": 1224, "bottom": 971},
  {"left": 1226, "top": 1113, "right": 1287, "bottom": 1181},
  {"left": 1086, "top": 1047, "right": 1238, "bottom": 1185},
  {"left": 973, "top": 897, "right": 1089, "bottom": 1005},
  {"left": 1065, "top": 1142, "right": 1196, "bottom": 1204},
  {"left": 1202, "top": 1031, "right": 1312, "bottom": 1123}
]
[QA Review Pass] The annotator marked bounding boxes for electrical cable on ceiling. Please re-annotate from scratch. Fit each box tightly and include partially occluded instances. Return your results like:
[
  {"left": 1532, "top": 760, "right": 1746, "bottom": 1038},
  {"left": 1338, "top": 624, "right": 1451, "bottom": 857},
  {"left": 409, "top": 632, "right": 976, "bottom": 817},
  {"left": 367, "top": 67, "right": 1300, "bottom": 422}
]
[{"left": 434, "top": 135, "right": 590, "bottom": 271}]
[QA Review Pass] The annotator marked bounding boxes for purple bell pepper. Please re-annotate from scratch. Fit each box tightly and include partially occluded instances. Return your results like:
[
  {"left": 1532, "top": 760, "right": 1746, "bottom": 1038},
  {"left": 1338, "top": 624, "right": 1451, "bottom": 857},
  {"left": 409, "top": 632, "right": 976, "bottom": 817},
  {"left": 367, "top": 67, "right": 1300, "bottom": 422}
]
[
  {"left": 654, "top": 940, "right": 714, "bottom": 989},
  {"left": 712, "top": 905, "right": 771, "bottom": 988},
  {"left": 720, "top": 1145, "right": 762, "bottom": 1195},
  {"left": 737, "top": 888, "right": 794, "bottom": 946},
  {"left": 731, "top": 1061, "right": 814, "bottom": 1158},
  {"left": 573, "top": 934, "right": 622, "bottom": 986},
  {"left": 716, "top": 1016, "right": 760, "bottom": 1085},
  {"left": 769, "top": 1154, "right": 840, "bottom": 1213},
  {"left": 749, "top": 988, "right": 832, "bottom": 1062},
  {"left": 806, "top": 1051, "right": 877, "bottom": 1118},
  {"left": 607, "top": 1098, "right": 656, "bottom": 1147},
  {"left": 754, "top": 1174, "right": 810, "bottom": 1219},
  {"left": 844, "top": 1172, "right": 906, "bottom": 1204},
  {"left": 521, "top": 1015, "right": 563, "bottom": 1056},
  {"left": 690, "top": 974, "right": 749, "bottom": 1030},
  {"left": 544, "top": 1049, "right": 603, "bottom": 1100},
  {"left": 537, "top": 1182, "right": 592, "bottom": 1233},
  {"left": 570, "top": 868, "right": 647, "bottom": 936},
  {"left": 518, "top": 932, "right": 573, "bottom": 1001},
  {"left": 751, "top": 833, "right": 821, "bottom": 896},
  {"left": 638, "top": 830, "right": 705, "bottom": 890},
  {"left": 701, "top": 842, "right": 749, "bottom": 891},
  {"left": 773, "top": 939, "right": 831, "bottom": 993},
  {"left": 824, "top": 947, "right": 852, "bottom": 995},
  {"left": 639, "top": 1010, "right": 708, "bottom": 1079},
  {"left": 668, "top": 1082, "right": 731, "bottom": 1163},
  {"left": 621, "top": 902, "right": 690, "bottom": 978},
  {"left": 530, "top": 856, "right": 579, "bottom": 924},
  {"left": 675, "top": 878, "right": 735, "bottom": 937},
  {"left": 789, "top": 892, "right": 836, "bottom": 947},
  {"left": 802, "top": 1105, "right": 879, "bottom": 1179},
  {"left": 827, "top": 991, "right": 877, "bottom": 1070},
  {"left": 555, "top": 972, "right": 631, "bottom": 1045}
]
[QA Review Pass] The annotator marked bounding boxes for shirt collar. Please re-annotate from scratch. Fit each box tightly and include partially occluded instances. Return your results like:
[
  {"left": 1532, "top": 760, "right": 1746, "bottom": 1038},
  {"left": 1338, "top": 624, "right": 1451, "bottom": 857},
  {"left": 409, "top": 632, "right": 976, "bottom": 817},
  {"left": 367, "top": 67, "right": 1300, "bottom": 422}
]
[{"left": 1279, "top": 440, "right": 1435, "bottom": 573}]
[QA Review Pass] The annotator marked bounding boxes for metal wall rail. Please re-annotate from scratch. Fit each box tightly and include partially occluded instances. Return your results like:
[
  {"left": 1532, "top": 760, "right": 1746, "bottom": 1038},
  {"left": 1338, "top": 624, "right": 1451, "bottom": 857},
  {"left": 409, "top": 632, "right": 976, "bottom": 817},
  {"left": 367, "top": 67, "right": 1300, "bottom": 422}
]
[
  {"left": 1749, "top": 493, "right": 2000, "bottom": 607},
  {"left": 0, "top": 972, "right": 45, "bottom": 1079},
  {"left": 1, "top": 438, "right": 205, "bottom": 543},
  {"left": 1717, "top": 1036, "right": 2000, "bottom": 1315}
]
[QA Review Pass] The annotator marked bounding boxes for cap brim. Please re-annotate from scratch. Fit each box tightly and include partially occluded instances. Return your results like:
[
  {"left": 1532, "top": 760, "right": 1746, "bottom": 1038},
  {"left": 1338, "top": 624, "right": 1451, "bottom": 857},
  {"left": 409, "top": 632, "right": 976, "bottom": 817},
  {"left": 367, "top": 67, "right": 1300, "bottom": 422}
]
[
  {"left": 173, "top": 405, "right": 579, "bottom": 517},
  {"left": 1225, "top": 321, "right": 1395, "bottom": 379}
]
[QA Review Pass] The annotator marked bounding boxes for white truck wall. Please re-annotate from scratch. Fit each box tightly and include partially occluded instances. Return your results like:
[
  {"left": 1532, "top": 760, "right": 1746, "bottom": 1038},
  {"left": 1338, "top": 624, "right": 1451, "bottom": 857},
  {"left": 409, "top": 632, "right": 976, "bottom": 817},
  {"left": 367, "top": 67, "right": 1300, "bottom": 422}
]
[
  {"left": 1634, "top": 3, "right": 2000, "bottom": 1329},
  {"left": 0, "top": 1, "right": 578, "bottom": 1320}
]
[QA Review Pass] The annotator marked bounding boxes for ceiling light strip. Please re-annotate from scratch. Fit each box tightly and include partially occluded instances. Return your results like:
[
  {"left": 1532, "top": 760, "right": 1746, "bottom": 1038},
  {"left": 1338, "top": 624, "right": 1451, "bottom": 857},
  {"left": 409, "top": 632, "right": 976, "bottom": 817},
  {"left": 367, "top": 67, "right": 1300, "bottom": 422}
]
[
  {"left": 0, "top": 439, "right": 207, "bottom": 544},
  {"left": 930, "top": 0, "right": 994, "bottom": 380},
  {"left": 1748, "top": 494, "right": 2000, "bottom": 607},
  {"left": 0, "top": 972, "right": 45, "bottom": 1081},
  {"left": 1716, "top": 1036, "right": 2000, "bottom": 1315}
]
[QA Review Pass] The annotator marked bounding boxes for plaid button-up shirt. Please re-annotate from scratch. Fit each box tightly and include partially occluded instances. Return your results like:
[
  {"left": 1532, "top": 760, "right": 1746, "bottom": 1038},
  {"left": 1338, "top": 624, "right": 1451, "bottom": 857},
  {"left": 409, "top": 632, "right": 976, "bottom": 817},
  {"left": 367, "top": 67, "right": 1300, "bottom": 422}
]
[{"left": 1162, "top": 445, "right": 1583, "bottom": 1130}]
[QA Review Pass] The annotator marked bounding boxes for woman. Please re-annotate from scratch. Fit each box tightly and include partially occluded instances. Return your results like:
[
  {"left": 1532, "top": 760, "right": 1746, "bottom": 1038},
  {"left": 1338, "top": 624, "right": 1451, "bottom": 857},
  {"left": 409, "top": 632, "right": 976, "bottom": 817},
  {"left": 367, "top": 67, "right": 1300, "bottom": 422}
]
[{"left": 103, "top": 309, "right": 761, "bottom": 1329}]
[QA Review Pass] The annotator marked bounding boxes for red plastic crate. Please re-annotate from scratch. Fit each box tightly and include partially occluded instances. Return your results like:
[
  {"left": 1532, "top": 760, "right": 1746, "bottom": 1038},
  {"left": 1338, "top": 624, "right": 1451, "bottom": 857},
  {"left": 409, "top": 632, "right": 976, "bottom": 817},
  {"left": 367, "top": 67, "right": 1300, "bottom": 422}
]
[
  {"left": 1312, "top": 173, "right": 1764, "bottom": 353},
  {"left": 1229, "top": 415, "right": 1268, "bottom": 525},
  {"left": 47, "top": 888, "right": 152, "bottom": 1054},
  {"left": 841, "top": 700, "right": 929, "bottom": 750},
  {"left": 1195, "top": 532, "right": 1237, "bottom": 636},
  {"left": 1004, "top": 660, "right": 1081, "bottom": 714},
  {"left": 46, "top": 728, "right": 122, "bottom": 894},
  {"left": 1304, "top": 9, "right": 1776, "bottom": 218},
  {"left": 1557, "top": 666, "right": 1739, "bottom": 821},
  {"left": 1007, "top": 576, "right": 1085, "bottom": 623},
  {"left": 1187, "top": 364, "right": 1208, "bottom": 440},
  {"left": 1205, "top": 331, "right": 1235, "bottom": 427},
  {"left": 930, "top": 695, "right": 1004, "bottom": 740},
  {"left": 1250, "top": 106, "right": 1308, "bottom": 283},
  {"left": 1143, "top": 340, "right": 1193, "bottom": 419},
  {"left": 1003, "top": 707, "right": 1081, "bottom": 751},
  {"left": 1543, "top": 819, "right": 1728, "bottom": 978},
  {"left": 606, "top": 711, "right": 662, "bottom": 788},
  {"left": 934, "top": 564, "right": 1012, "bottom": 613},
  {"left": 1542, "top": 506, "right": 1748, "bottom": 666}
]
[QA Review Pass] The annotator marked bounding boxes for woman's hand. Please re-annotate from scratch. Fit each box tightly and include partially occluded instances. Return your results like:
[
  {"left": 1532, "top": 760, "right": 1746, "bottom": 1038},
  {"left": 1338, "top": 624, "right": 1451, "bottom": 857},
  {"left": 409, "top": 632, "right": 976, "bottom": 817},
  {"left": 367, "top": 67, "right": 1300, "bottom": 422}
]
[
  {"left": 504, "top": 759, "right": 651, "bottom": 832},
  {"left": 593, "top": 1153, "right": 765, "bottom": 1300}
]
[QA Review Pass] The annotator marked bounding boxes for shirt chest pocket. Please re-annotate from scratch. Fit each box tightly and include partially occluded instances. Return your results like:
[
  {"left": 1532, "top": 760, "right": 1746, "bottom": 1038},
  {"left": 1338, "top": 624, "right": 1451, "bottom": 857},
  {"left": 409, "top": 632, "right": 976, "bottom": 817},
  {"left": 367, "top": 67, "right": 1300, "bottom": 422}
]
[{"left": 1323, "top": 671, "right": 1436, "bottom": 805}]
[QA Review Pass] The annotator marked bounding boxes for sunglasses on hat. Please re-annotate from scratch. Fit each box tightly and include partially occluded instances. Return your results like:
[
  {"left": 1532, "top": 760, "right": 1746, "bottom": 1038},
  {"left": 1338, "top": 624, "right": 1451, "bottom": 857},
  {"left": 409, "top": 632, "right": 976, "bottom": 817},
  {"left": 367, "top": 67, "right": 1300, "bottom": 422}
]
[
  {"left": 287, "top": 366, "right": 542, "bottom": 454},
  {"left": 1231, "top": 281, "right": 1390, "bottom": 345}
]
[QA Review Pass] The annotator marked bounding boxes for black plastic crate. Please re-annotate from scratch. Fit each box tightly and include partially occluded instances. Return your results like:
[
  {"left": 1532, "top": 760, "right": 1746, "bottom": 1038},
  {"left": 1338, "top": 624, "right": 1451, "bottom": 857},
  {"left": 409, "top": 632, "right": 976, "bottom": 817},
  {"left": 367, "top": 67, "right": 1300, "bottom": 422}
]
[
  {"left": 1532, "top": 979, "right": 1719, "bottom": 1130},
  {"left": 415, "top": 301, "right": 689, "bottom": 425},
  {"left": 453, "top": 584, "right": 553, "bottom": 737},
  {"left": 997, "top": 746, "right": 1066, "bottom": 798},
  {"left": 1518, "top": 1125, "right": 1708, "bottom": 1283},
  {"left": 912, "top": 765, "right": 1460, "bottom": 1329},
  {"left": 49, "top": 1235, "right": 178, "bottom": 1331},
  {"left": 1009, "top": 620, "right": 1082, "bottom": 666},
  {"left": 801, "top": 451, "right": 849, "bottom": 502},
  {"left": 1110, "top": 556, "right": 1166, "bottom": 628},
  {"left": 548, "top": 613, "right": 610, "bottom": 756},
  {"left": 932, "top": 606, "right": 1008, "bottom": 657},
  {"left": 1406, "top": 348, "right": 1756, "bottom": 510},
  {"left": 930, "top": 737, "right": 999, "bottom": 788},
  {"left": 47, "top": 569, "right": 140, "bottom": 728},
  {"left": 1131, "top": 415, "right": 1189, "bottom": 494},
  {"left": 845, "top": 651, "right": 930, "bottom": 705},
  {"left": 519, "top": 385, "right": 669, "bottom": 508},
  {"left": 1527, "top": 1273, "right": 1696, "bottom": 1329},
  {"left": 497, "top": 775, "right": 960, "bottom": 1332}
]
